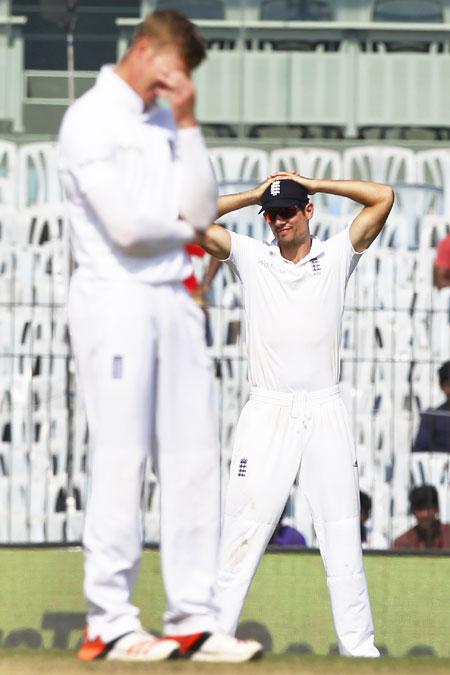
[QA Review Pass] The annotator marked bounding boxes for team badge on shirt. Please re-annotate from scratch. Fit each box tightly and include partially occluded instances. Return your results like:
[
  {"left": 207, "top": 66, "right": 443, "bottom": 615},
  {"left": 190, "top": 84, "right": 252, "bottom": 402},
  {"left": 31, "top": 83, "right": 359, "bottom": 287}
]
[
  {"left": 311, "top": 257, "right": 322, "bottom": 275},
  {"left": 238, "top": 458, "right": 248, "bottom": 477}
]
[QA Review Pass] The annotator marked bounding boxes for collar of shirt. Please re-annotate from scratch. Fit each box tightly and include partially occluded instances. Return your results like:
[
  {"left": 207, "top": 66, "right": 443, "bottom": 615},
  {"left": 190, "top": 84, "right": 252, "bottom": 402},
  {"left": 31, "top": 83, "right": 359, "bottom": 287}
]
[
  {"left": 267, "top": 235, "right": 324, "bottom": 266},
  {"left": 96, "top": 64, "right": 157, "bottom": 118}
]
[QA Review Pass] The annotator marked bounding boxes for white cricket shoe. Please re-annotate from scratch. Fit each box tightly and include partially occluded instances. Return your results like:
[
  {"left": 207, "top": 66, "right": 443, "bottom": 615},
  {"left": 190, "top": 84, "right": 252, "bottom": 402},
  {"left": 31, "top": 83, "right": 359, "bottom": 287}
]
[
  {"left": 78, "top": 628, "right": 179, "bottom": 661},
  {"left": 168, "top": 630, "right": 263, "bottom": 662}
]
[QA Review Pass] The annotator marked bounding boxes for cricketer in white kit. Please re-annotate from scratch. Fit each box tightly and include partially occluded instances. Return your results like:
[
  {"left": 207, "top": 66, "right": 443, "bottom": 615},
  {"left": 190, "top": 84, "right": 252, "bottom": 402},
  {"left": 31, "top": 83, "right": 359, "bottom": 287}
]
[
  {"left": 201, "top": 173, "right": 394, "bottom": 657},
  {"left": 58, "top": 10, "right": 262, "bottom": 664}
]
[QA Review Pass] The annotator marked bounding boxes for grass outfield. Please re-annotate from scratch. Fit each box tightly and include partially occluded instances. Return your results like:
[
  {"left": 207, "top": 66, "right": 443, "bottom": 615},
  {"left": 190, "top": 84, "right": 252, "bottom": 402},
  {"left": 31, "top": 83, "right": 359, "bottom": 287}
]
[{"left": 1, "top": 653, "right": 450, "bottom": 675}]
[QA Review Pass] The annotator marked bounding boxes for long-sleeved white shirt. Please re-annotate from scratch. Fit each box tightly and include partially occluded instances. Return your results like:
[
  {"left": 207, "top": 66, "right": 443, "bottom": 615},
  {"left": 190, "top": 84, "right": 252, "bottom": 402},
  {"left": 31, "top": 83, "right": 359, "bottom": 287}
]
[{"left": 58, "top": 65, "right": 217, "bottom": 283}]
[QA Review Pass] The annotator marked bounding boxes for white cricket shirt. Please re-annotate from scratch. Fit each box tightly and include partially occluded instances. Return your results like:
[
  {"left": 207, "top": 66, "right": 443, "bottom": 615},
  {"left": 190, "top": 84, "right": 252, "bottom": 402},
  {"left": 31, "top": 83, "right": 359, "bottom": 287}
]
[
  {"left": 58, "top": 65, "right": 217, "bottom": 283},
  {"left": 227, "top": 228, "right": 363, "bottom": 392}
]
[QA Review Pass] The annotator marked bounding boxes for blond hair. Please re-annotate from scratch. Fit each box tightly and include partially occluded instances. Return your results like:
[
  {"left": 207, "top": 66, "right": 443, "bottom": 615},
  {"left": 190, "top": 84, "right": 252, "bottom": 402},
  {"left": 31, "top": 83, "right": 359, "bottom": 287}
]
[{"left": 133, "top": 10, "right": 206, "bottom": 70}]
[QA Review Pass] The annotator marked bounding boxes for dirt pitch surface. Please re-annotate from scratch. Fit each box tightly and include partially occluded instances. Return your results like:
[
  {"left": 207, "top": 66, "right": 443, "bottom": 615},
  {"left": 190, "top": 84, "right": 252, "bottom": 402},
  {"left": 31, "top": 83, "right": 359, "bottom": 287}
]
[{"left": 1, "top": 653, "right": 450, "bottom": 675}]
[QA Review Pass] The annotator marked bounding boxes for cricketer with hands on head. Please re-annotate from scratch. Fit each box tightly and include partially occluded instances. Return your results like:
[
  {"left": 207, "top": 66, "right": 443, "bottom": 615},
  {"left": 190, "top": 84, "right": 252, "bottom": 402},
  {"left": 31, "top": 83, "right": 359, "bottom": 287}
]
[
  {"left": 58, "top": 10, "right": 262, "bottom": 664},
  {"left": 201, "top": 172, "right": 394, "bottom": 658}
]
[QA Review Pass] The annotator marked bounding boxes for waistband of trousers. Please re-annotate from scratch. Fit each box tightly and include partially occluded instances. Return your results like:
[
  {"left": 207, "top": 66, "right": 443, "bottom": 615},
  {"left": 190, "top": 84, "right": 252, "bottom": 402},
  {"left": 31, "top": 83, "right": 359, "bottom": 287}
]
[{"left": 250, "top": 384, "right": 341, "bottom": 407}]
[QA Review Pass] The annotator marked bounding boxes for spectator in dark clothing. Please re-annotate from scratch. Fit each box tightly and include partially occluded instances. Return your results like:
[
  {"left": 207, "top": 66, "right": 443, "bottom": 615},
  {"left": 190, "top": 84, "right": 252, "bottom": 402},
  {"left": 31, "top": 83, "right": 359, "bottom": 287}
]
[
  {"left": 393, "top": 485, "right": 450, "bottom": 550},
  {"left": 269, "top": 507, "right": 306, "bottom": 546},
  {"left": 413, "top": 361, "right": 450, "bottom": 453}
]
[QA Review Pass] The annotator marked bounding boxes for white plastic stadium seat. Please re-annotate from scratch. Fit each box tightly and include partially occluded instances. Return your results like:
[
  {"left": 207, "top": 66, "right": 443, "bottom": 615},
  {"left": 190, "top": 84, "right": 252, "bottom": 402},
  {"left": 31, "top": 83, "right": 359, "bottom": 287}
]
[
  {"left": 417, "top": 214, "right": 450, "bottom": 252},
  {"left": 9, "top": 477, "right": 29, "bottom": 542},
  {"left": 416, "top": 149, "right": 450, "bottom": 216},
  {"left": 0, "top": 141, "right": 18, "bottom": 206},
  {"left": 208, "top": 147, "right": 269, "bottom": 194},
  {"left": 19, "top": 204, "right": 67, "bottom": 246},
  {"left": 343, "top": 146, "right": 417, "bottom": 215},
  {"left": 309, "top": 213, "right": 347, "bottom": 241},
  {"left": 269, "top": 147, "right": 343, "bottom": 214},
  {"left": 343, "top": 146, "right": 416, "bottom": 184},
  {"left": 0, "top": 205, "right": 19, "bottom": 245},
  {"left": 17, "top": 142, "right": 63, "bottom": 210}
]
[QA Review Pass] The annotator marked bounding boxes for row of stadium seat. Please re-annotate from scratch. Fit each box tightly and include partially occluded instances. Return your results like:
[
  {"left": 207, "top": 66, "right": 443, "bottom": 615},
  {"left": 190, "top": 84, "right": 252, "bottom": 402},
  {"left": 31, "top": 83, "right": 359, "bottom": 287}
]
[
  {"left": 0, "top": 141, "right": 449, "bottom": 545},
  {"left": 143, "top": 0, "right": 448, "bottom": 23},
  {"left": 0, "top": 203, "right": 449, "bottom": 253},
  {"left": 0, "top": 220, "right": 448, "bottom": 544},
  {"left": 1, "top": 141, "right": 450, "bottom": 216}
]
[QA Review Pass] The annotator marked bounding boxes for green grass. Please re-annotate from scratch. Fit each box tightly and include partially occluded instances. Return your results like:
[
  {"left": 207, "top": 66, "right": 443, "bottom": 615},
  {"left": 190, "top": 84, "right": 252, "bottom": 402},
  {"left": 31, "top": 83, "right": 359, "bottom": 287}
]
[{"left": 1, "top": 652, "right": 450, "bottom": 675}]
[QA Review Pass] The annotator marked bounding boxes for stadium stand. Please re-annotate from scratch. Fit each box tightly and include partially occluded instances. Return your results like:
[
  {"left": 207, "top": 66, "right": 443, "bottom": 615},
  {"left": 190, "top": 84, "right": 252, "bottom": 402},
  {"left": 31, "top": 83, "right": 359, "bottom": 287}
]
[
  {"left": 0, "top": 0, "right": 449, "bottom": 547},
  {"left": 0, "top": 140, "right": 449, "bottom": 545},
  {"left": 260, "top": 0, "right": 332, "bottom": 21},
  {"left": 155, "top": 0, "right": 225, "bottom": 19},
  {"left": 373, "top": 0, "right": 444, "bottom": 23},
  {"left": 2, "top": 1, "right": 450, "bottom": 136}
]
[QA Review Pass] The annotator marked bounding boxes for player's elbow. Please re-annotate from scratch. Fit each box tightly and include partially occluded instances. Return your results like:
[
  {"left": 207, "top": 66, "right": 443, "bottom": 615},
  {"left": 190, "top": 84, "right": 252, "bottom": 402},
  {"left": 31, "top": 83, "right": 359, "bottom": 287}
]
[
  {"left": 380, "top": 186, "right": 395, "bottom": 212},
  {"left": 372, "top": 186, "right": 394, "bottom": 229},
  {"left": 386, "top": 186, "right": 395, "bottom": 206}
]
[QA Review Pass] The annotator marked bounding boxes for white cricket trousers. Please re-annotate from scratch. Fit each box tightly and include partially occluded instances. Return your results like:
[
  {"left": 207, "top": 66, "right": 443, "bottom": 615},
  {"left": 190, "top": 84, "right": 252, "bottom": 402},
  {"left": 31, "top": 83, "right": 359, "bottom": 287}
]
[
  {"left": 216, "top": 385, "right": 379, "bottom": 658},
  {"left": 68, "top": 273, "right": 220, "bottom": 642}
]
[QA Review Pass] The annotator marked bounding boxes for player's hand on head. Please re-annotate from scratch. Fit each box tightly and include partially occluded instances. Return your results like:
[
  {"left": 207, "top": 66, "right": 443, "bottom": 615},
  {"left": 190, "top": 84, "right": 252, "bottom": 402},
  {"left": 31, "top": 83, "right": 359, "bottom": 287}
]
[
  {"left": 269, "top": 171, "right": 317, "bottom": 194},
  {"left": 155, "top": 67, "right": 197, "bottom": 128},
  {"left": 252, "top": 175, "right": 280, "bottom": 204}
]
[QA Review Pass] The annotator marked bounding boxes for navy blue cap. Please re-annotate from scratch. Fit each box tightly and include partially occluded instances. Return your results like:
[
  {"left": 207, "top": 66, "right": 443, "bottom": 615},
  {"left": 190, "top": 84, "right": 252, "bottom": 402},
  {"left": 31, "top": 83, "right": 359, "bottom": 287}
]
[{"left": 259, "top": 179, "right": 309, "bottom": 213}]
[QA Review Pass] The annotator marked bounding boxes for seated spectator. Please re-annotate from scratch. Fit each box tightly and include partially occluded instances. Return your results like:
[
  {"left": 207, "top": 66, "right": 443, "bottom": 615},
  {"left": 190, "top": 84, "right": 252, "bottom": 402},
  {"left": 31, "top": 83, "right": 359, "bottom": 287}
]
[
  {"left": 360, "top": 491, "right": 388, "bottom": 550},
  {"left": 269, "top": 508, "right": 306, "bottom": 546},
  {"left": 433, "top": 233, "right": 450, "bottom": 289},
  {"left": 393, "top": 485, "right": 450, "bottom": 550},
  {"left": 413, "top": 361, "right": 450, "bottom": 454}
]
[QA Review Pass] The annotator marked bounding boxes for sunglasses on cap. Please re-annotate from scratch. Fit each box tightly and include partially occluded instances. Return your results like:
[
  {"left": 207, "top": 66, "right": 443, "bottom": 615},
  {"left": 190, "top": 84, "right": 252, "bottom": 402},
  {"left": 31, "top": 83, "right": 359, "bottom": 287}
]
[{"left": 264, "top": 206, "right": 300, "bottom": 224}]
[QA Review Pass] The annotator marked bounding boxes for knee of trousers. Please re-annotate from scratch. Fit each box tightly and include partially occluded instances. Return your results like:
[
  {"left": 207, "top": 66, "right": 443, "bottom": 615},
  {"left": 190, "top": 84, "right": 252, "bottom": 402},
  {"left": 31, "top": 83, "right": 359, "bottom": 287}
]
[
  {"left": 218, "top": 516, "right": 273, "bottom": 579},
  {"left": 315, "top": 516, "right": 364, "bottom": 577}
]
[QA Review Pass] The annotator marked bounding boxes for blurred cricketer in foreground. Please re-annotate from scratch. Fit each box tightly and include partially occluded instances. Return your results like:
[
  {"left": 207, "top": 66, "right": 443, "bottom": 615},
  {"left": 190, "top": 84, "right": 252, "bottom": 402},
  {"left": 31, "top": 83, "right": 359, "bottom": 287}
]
[{"left": 58, "top": 9, "right": 262, "bottom": 664}]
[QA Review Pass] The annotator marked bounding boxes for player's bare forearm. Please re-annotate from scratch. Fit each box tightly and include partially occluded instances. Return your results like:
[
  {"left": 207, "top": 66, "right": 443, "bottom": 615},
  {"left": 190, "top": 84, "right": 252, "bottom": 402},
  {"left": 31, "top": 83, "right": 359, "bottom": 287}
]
[
  {"left": 314, "top": 179, "right": 395, "bottom": 251},
  {"left": 217, "top": 175, "right": 276, "bottom": 217},
  {"left": 311, "top": 178, "right": 394, "bottom": 208},
  {"left": 344, "top": 180, "right": 394, "bottom": 249},
  {"left": 217, "top": 190, "right": 259, "bottom": 217},
  {"left": 274, "top": 172, "right": 393, "bottom": 208},
  {"left": 273, "top": 172, "right": 394, "bottom": 252}
]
